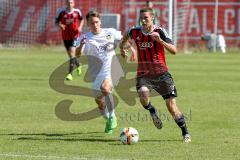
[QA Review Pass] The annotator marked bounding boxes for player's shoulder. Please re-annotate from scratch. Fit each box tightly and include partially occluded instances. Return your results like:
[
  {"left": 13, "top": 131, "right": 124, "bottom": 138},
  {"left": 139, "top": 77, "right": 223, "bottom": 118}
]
[
  {"left": 73, "top": 8, "right": 82, "bottom": 15},
  {"left": 56, "top": 7, "right": 67, "bottom": 15},
  {"left": 154, "top": 26, "right": 167, "bottom": 33},
  {"left": 154, "top": 26, "right": 170, "bottom": 37},
  {"left": 154, "top": 26, "right": 165, "bottom": 31},
  {"left": 102, "top": 28, "right": 117, "bottom": 34},
  {"left": 129, "top": 26, "right": 141, "bottom": 32},
  {"left": 83, "top": 32, "right": 93, "bottom": 39}
]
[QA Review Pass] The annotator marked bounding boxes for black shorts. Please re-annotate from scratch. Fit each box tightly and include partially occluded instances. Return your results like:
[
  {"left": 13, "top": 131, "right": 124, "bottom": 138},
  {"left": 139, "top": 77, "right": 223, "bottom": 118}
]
[
  {"left": 136, "top": 72, "right": 177, "bottom": 100},
  {"left": 63, "top": 39, "right": 77, "bottom": 51}
]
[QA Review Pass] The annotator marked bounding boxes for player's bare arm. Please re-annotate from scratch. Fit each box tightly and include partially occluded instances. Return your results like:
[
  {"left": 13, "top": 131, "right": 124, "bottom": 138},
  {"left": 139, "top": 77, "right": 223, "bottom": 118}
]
[
  {"left": 150, "top": 32, "right": 177, "bottom": 55},
  {"left": 58, "top": 22, "right": 66, "bottom": 30},
  {"left": 119, "top": 33, "right": 130, "bottom": 58},
  {"left": 76, "top": 36, "right": 86, "bottom": 57},
  {"left": 78, "top": 19, "right": 84, "bottom": 33}
]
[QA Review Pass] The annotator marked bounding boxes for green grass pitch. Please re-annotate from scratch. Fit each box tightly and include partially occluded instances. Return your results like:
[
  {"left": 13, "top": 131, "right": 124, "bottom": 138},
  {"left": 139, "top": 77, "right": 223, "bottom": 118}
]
[{"left": 0, "top": 46, "right": 240, "bottom": 160}]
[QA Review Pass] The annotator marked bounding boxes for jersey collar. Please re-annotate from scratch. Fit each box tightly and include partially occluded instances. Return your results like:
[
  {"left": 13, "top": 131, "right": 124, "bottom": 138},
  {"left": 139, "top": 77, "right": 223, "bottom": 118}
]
[{"left": 141, "top": 25, "right": 157, "bottom": 35}]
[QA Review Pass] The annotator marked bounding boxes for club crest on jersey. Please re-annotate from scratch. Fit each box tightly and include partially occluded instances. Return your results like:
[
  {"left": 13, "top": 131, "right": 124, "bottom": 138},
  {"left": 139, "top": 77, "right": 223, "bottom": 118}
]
[
  {"left": 98, "top": 42, "right": 115, "bottom": 53},
  {"left": 106, "top": 35, "right": 112, "bottom": 40},
  {"left": 138, "top": 42, "right": 153, "bottom": 49}
]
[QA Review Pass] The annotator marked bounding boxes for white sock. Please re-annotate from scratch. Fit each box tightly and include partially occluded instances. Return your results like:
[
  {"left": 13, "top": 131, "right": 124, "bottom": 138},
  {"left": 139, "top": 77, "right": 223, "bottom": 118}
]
[
  {"left": 99, "top": 106, "right": 109, "bottom": 120},
  {"left": 109, "top": 109, "right": 115, "bottom": 118},
  {"left": 105, "top": 94, "right": 115, "bottom": 118}
]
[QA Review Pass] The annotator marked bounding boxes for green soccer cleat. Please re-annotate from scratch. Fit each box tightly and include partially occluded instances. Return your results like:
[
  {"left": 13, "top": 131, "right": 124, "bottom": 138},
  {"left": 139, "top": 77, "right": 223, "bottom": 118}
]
[
  {"left": 66, "top": 74, "right": 73, "bottom": 81},
  {"left": 76, "top": 66, "right": 82, "bottom": 76},
  {"left": 109, "top": 116, "right": 117, "bottom": 129},
  {"left": 104, "top": 121, "right": 113, "bottom": 134}
]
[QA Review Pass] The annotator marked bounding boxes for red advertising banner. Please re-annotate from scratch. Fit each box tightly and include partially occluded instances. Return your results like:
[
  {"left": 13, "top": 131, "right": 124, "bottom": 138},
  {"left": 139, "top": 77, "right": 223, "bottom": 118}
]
[{"left": 0, "top": 0, "right": 239, "bottom": 46}]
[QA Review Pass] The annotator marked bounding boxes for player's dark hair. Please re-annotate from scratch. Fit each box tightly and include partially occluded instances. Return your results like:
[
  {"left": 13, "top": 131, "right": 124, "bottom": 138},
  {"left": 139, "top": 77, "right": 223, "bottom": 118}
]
[
  {"left": 86, "top": 11, "right": 100, "bottom": 22},
  {"left": 140, "top": 7, "right": 154, "bottom": 16}
]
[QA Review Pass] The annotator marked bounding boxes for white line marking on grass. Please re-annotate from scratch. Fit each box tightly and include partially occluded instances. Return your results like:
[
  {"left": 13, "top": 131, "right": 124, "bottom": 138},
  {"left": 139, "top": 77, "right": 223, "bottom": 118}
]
[
  {"left": 0, "top": 153, "right": 130, "bottom": 160},
  {"left": 0, "top": 153, "right": 87, "bottom": 160}
]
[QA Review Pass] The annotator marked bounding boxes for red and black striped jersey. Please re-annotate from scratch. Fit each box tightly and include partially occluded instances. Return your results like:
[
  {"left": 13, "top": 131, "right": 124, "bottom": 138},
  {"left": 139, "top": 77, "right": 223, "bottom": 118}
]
[
  {"left": 128, "top": 26, "right": 173, "bottom": 77},
  {"left": 55, "top": 7, "right": 83, "bottom": 40}
]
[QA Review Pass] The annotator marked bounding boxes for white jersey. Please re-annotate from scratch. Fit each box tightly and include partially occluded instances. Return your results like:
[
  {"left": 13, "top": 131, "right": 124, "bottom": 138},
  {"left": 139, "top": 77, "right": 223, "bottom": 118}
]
[{"left": 77, "top": 28, "right": 123, "bottom": 90}]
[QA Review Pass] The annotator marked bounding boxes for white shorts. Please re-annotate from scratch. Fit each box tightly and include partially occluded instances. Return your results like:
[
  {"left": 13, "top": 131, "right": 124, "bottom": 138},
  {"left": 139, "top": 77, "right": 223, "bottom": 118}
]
[{"left": 92, "top": 75, "right": 112, "bottom": 98}]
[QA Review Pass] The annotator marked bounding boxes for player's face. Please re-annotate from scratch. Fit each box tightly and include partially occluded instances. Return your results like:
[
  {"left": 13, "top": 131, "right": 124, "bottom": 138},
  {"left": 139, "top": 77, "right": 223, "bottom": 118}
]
[
  {"left": 140, "top": 11, "right": 154, "bottom": 28},
  {"left": 147, "top": 2, "right": 153, "bottom": 8},
  {"left": 66, "top": 0, "right": 75, "bottom": 9},
  {"left": 87, "top": 17, "right": 101, "bottom": 34}
]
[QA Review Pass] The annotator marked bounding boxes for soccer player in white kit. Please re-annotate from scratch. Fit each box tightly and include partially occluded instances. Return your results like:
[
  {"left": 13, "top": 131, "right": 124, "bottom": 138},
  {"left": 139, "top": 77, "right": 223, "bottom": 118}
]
[{"left": 76, "top": 11, "right": 122, "bottom": 134}]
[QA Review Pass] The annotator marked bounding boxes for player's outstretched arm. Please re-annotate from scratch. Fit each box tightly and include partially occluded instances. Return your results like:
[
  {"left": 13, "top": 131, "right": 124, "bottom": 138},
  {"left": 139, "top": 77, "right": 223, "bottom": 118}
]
[{"left": 119, "top": 33, "right": 130, "bottom": 58}]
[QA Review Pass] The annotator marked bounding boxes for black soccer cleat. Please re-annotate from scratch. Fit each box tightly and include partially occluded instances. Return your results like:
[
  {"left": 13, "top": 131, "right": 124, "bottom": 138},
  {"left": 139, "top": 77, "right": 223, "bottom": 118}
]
[{"left": 150, "top": 113, "right": 163, "bottom": 129}]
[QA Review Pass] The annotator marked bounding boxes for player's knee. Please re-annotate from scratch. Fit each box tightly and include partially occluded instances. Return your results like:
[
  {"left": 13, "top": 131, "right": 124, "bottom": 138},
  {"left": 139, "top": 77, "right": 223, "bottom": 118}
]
[
  {"left": 100, "top": 85, "right": 112, "bottom": 96},
  {"left": 138, "top": 86, "right": 149, "bottom": 93},
  {"left": 138, "top": 86, "right": 149, "bottom": 99},
  {"left": 95, "top": 98, "right": 106, "bottom": 110}
]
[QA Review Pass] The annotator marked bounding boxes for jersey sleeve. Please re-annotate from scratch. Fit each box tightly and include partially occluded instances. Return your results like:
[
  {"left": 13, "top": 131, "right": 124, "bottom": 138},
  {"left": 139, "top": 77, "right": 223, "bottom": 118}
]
[
  {"left": 55, "top": 8, "right": 64, "bottom": 24},
  {"left": 108, "top": 28, "right": 122, "bottom": 41},
  {"left": 157, "top": 28, "right": 174, "bottom": 44},
  {"left": 75, "top": 9, "right": 83, "bottom": 20},
  {"left": 127, "top": 27, "right": 134, "bottom": 39}
]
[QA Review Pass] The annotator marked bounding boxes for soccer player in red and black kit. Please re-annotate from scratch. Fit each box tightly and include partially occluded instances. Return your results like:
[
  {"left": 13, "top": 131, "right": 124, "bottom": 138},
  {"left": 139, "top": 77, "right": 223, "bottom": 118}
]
[
  {"left": 55, "top": 0, "right": 84, "bottom": 80},
  {"left": 120, "top": 8, "right": 191, "bottom": 143}
]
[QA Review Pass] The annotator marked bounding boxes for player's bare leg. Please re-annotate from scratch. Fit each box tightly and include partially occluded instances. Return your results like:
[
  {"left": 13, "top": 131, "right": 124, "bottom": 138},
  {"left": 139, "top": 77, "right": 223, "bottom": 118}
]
[
  {"left": 165, "top": 98, "right": 191, "bottom": 143},
  {"left": 138, "top": 86, "right": 162, "bottom": 129},
  {"left": 95, "top": 79, "right": 117, "bottom": 133}
]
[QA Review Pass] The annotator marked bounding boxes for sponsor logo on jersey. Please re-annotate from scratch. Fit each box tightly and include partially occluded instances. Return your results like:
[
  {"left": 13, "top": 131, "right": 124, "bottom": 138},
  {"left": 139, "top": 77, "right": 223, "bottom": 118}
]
[
  {"left": 66, "top": 18, "right": 74, "bottom": 24},
  {"left": 138, "top": 42, "right": 153, "bottom": 49}
]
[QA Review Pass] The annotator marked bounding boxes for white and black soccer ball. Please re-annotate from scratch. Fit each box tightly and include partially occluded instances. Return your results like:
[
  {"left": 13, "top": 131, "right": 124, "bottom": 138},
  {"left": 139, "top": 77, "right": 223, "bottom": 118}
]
[{"left": 120, "top": 127, "right": 139, "bottom": 145}]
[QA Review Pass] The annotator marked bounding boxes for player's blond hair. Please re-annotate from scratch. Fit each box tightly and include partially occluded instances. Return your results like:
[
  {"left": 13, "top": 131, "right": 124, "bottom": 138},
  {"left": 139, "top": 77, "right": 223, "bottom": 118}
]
[{"left": 86, "top": 11, "right": 101, "bottom": 22}]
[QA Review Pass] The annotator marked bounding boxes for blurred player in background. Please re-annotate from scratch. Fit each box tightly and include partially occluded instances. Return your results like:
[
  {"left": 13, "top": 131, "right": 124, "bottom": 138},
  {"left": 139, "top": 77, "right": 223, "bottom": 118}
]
[
  {"left": 201, "top": 33, "right": 226, "bottom": 53},
  {"left": 120, "top": 8, "right": 191, "bottom": 143},
  {"left": 55, "top": 0, "right": 84, "bottom": 80},
  {"left": 76, "top": 11, "right": 123, "bottom": 134}
]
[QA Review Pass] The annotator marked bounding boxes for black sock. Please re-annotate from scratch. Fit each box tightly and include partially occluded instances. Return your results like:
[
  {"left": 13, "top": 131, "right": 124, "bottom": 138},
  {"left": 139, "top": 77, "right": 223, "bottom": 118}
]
[
  {"left": 175, "top": 114, "right": 189, "bottom": 136},
  {"left": 143, "top": 102, "right": 156, "bottom": 114},
  {"left": 75, "top": 57, "right": 80, "bottom": 67},
  {"left": 69, "top": 57, "right": 75, "bottom": 74}
]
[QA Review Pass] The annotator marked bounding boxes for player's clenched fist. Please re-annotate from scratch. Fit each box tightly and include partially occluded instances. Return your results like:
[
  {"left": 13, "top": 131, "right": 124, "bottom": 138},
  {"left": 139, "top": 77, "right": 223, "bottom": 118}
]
[{"left": 150, "top": 32, "right": 164, "bottom": 43}]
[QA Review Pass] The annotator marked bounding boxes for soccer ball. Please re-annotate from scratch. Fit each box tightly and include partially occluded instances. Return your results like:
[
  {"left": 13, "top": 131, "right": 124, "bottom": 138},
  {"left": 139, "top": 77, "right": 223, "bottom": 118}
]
[{"left": 119, "top": 127, "right": 139, "bottom": 145}]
